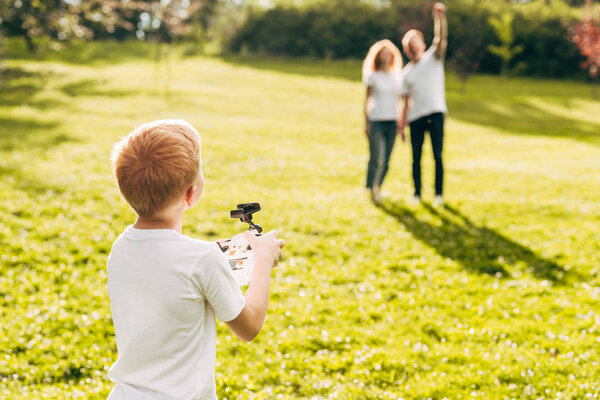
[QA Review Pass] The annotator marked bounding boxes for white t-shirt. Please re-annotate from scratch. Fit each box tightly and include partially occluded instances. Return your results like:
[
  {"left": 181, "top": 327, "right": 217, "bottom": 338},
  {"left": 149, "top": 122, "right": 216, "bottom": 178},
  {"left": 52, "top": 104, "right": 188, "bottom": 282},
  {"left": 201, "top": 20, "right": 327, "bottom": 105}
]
[
  {"left": 401, "top": 46, "right": 448, "bottom": 123},
  {"left": 106, "top": 226, "right": 245, "bottom": 400},
  {"left": 366, "top": 70, "right": 402, "bottom": 121}
]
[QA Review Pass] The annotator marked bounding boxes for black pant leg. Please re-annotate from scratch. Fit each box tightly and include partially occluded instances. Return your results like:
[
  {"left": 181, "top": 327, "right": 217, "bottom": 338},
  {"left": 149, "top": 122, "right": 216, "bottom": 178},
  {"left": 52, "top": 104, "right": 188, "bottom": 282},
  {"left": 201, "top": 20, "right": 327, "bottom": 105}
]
[
  {"left": 410, "top": 118, "right": 426, "bottom": 196},
  {"left": 429, "top": 113, "right": 445, "bottom": 196}
]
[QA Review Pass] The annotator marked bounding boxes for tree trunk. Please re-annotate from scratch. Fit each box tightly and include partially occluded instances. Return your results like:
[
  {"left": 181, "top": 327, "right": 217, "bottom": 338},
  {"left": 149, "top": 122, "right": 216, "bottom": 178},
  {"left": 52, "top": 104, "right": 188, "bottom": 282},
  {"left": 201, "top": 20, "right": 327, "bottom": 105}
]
[{"left": 25, "top": 35, "right": 36, "bottom": 53}]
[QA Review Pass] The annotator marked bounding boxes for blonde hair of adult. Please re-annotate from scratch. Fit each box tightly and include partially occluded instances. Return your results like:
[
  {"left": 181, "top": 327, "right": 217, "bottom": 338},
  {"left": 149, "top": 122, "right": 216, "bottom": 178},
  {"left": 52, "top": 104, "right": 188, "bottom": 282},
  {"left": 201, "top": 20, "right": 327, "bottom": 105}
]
[
  {"left": 361, "top": 39, "right": 403, "bottom": 83},
  {"left": 111, "top": 119, "right": 201, "bottom": 218}
]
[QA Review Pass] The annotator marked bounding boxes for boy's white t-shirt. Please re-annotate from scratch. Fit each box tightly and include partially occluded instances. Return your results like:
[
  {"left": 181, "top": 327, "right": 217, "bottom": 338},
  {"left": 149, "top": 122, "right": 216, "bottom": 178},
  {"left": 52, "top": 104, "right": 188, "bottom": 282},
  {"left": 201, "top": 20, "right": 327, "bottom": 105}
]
[
  {"left": 366, "top": 70, "right": 402, "bottom": 121},
  {"left": 401, "top": 46, "right": 447, "bottom": 123},
  {"left": 106, "top": 226, "right": 245, "bottom": 400}
]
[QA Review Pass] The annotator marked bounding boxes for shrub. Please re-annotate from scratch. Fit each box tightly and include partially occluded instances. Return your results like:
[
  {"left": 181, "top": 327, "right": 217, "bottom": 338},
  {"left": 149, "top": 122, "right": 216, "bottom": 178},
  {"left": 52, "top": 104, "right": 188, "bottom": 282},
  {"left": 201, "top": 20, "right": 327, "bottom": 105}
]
[
  {"left": 229, "top": 2, "right": 399, "bottom": 60},
  {"left": 228, "top": 0, "right": 586, "bottom": 78}
]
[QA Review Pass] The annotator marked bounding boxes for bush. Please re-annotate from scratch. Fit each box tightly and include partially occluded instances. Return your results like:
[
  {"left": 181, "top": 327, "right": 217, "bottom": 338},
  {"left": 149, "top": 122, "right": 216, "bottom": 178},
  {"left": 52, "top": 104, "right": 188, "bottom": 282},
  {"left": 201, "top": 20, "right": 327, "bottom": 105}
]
[
  {"left": 228, "top": 0, "right": 586, "bottom": 78},
  {"left": 229, "top": 2, "right": 399, "bottom": 59},
  {"left": 513, "top": 16, "right": 584, "bottom": 78},
  {"left": 445, "top": 4, "right": 500, "bottom": 76}
]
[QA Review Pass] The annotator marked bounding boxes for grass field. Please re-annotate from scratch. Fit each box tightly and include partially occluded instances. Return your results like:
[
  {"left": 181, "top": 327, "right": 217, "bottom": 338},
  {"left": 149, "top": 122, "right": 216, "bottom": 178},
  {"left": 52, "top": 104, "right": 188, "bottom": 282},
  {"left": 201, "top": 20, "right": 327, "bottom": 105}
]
[{"left": 1, "top": 41, "right": 599, "bottom": 399}]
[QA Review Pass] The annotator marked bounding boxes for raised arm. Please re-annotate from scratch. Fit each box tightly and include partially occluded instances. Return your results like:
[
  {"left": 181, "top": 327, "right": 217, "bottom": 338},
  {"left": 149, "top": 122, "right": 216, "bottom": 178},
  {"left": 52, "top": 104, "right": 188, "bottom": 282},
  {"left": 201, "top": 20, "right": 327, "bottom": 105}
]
[{"left": 432, "top": 2, "right": 448, "bottom": 60}]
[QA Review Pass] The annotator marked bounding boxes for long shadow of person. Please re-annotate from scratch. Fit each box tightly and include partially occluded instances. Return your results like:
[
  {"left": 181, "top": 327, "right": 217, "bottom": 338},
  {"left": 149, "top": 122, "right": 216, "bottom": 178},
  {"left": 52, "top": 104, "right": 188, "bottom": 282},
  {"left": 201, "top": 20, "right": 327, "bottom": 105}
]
[{"left": 378, "top": 200, "right": 575, "bottom": 284}]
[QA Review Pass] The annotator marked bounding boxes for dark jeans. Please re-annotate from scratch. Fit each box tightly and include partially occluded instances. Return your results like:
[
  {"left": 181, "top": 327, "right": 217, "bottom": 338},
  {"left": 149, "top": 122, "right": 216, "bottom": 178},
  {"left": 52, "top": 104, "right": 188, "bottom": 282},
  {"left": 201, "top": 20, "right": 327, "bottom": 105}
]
[
  {"left": 366, "top": 120, "right": 397, "bottom": 189},
  {"left": 410, "top": 112, "right": 444, "bottom": 196}
]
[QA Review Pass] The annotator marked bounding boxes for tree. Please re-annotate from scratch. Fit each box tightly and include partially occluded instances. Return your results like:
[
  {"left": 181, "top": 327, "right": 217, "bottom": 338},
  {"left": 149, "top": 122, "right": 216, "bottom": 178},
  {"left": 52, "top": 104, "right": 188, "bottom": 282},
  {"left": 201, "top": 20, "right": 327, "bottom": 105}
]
[
  {"left": 1, "top": 0, "right": 205, "bottom": 51},
  {"left": 487, "top": 11, "right": 525, "bottom": 75},
  {"left": 448, "top": 6, "right": 489, "bottom": 92},
  {"left": 1, "top": 0, "right": 135, "bottom": 51},
  {"left": 130, "top": 0, "right": 200, "bottom": 43},
  {"left": 568, "top": 0, "right": 600, "bottom": 96},
  {"left": 0, "top": 0, "right": 9, "bottom": 83}
]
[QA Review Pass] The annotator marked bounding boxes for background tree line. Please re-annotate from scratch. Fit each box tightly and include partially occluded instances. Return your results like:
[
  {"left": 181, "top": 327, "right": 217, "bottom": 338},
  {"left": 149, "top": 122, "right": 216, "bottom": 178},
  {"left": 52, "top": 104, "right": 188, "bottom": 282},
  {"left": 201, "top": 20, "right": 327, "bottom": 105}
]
[
  {"left": 0, "top": 0, "right": 598, "bottom": 80},
  {"left": 229, "top": 0, "right": 589, "bottom": 79}
]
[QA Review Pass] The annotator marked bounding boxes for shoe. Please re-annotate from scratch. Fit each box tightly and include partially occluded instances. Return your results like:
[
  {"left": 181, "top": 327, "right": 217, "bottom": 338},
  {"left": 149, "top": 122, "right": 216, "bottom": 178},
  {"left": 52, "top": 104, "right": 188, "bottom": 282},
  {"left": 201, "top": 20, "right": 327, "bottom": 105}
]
[
  {"left": 408, "top": 195, "right": 421, "bottom": 206},
  {"left": 432, "top": 195, "right": 444, "bottom": 207},
  {"left": 372, "top": 191, "right": 383, "bottom": 204},
  {"left": 371, "top": 187, "right": 383, "bottom": 203}
]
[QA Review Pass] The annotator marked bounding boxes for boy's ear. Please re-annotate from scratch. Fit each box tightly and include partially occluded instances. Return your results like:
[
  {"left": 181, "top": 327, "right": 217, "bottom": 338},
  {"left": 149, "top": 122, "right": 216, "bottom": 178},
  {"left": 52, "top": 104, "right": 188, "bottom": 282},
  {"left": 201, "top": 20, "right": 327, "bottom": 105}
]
[{"left": 184, "top": 185, "right": 196, "bottom": 207}]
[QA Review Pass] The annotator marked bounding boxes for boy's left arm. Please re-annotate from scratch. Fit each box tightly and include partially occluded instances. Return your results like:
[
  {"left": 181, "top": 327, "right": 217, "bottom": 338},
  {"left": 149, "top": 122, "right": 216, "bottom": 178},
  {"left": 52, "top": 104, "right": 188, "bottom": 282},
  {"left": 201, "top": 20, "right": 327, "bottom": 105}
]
[{"left": 432, "top": 2, "right": 448, "bottom": 60}]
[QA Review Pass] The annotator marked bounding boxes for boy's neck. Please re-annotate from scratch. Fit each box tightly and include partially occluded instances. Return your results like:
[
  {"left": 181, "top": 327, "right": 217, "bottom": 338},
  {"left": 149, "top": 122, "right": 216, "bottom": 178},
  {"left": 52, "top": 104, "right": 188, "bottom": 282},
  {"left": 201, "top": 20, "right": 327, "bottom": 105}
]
[{"left": 133, "top": 209, "right": 183, "bottom": 233}]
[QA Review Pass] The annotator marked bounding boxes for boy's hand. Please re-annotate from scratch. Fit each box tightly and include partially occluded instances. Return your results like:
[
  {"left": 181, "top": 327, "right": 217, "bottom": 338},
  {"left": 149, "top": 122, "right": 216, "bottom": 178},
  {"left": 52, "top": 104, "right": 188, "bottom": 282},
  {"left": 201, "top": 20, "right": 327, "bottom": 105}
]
[{"left": 244, "top": 230, "right": 285, "bottom": 268}]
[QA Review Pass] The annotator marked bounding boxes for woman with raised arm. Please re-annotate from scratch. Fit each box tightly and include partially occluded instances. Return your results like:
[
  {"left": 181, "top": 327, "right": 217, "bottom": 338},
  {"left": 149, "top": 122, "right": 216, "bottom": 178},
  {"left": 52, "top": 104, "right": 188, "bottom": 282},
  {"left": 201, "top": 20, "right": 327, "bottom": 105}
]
[
  {"left": 399, "top": 2, "right": 448, "bottom": 207},
  {"left": 362, "top": 39, "right": 404, "bottom": 203}
]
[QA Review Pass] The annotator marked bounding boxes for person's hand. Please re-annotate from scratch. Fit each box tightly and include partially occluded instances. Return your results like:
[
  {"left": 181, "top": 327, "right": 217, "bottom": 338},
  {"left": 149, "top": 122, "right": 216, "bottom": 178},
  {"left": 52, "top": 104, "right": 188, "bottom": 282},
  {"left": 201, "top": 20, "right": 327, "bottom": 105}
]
[
  {"left": 365, "top": 123, "right": 370, "bottom": 138},
  {"left": 397, "top": 127, "right": 406, "bottom": 142},
  {"left": 244, "top": 230, "right": 285, "bottom": 268},
  {"left": 433, "top": 2, "right": 446, "bottom": 16},
  {"left": 397, "top": 121, "right": 406, "bottom": 142}
]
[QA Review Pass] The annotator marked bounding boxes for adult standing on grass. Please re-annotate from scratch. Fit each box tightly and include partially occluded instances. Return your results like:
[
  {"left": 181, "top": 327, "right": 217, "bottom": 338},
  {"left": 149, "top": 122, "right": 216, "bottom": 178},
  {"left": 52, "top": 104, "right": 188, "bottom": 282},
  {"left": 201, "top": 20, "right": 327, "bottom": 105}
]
[
  {"left": 399, "top": 2, "right": 448, "bottom": 207},
  {"left": 363, "top": 39, "right": 405, "bottom": 203}
]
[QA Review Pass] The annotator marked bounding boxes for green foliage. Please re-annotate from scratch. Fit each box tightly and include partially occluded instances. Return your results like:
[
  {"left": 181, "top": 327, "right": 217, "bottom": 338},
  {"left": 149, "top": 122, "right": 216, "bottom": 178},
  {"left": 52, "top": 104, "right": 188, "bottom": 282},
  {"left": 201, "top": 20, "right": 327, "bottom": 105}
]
[
  {"left": 1, "top": 43, "right": 600, "bottom": 398},
  {"left": 1, "top": 0, "right": 128, "bottom": 50},
  {"left": 0, "top": 0, "right": 217, "bottom": 53},
  {"left": 514, "top": 16, "right": 583, "bottom": 78},
  {"left": 446, "top": 3, "right": 492, "bottom": 85},
  {"left": 229, "top": 2, "right": 399, "bottom": 59},
  {"left": 227, "top": 0, "right": 585, "bottom": 78},
  {"left": 487, "top": 12, "right": 525, "bottom": 75}
]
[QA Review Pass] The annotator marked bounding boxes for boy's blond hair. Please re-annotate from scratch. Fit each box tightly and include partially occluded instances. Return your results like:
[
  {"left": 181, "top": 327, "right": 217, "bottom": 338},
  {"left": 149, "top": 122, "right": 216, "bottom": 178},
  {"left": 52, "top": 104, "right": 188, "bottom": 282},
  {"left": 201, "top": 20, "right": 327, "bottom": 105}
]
[{"left": 111, "top": 119, "right": 201, "bottom": 218}]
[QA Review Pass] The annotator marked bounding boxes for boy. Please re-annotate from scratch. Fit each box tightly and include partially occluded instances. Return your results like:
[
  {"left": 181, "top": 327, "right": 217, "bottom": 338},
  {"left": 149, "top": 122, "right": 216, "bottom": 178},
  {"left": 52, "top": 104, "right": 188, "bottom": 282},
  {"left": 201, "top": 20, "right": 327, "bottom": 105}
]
[
  {"left": 399, "top": 2, "right": 448, "bottom": 207},
  {"left": 107, "top": 119, "right": 284, "bottom": 399}
]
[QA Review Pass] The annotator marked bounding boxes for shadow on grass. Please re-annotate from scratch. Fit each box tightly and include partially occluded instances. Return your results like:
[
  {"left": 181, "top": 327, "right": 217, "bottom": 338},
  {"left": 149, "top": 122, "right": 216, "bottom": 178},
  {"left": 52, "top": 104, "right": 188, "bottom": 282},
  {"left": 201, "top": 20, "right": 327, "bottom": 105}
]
[
  {"left": 0, "top": 68, "right": 128, "bottom": 152},
  {"left": 59, "top": 78, "right": 135, "bottom": 98},
  {"left": 220, "top": 55, "right": 600, "bottom": 145},
  {"left": 449, "top": 95, "right": 600, "bottom": 145},
  {"left": 219, "top": 54, "right": 361, "bottom": 81},
  {"left": 0, "top": 69, "right": 80, "bottom": 150},
  {"left": 0, "top": 115, "right": 73, "bottom": 195},
  {"left": 5, "top": 38, "right": 159, "bottom": 66},
  {"left": 0, "top": 67, "right": 66, "bottom": 109},
  {"left": 0, "top": 116, "right": 77, "bottom": 151},
  {"left": 222, "top": 56, "right": 600, "bottom": 144},
  {"left": 378, "top": 200, "right": 575, "bottom": 284},
  {"left": 1, "top": 66, "right": 133, "bottom": 103}
]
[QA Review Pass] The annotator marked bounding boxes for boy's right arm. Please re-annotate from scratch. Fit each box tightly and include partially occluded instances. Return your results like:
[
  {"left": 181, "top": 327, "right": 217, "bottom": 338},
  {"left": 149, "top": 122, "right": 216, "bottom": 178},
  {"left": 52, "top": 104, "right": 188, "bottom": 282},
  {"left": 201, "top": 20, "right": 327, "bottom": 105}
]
[{"left": 226, "top": 230, "right": 284, "bottom": 342}]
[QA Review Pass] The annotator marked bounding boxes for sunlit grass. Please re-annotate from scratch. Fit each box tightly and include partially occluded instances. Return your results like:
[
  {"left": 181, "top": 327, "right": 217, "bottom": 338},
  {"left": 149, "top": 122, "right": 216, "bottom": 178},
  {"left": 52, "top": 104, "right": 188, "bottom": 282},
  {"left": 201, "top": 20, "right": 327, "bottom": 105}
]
[{"left": 1, "top": 42, "right": 599, "bottom": 399}]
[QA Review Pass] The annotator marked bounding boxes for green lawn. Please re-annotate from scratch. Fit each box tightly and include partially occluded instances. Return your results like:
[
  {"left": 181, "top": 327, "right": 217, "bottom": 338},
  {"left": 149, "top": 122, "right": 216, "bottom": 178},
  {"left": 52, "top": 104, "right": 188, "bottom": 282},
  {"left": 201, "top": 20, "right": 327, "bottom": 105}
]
[{"left": 1, "top": 41, "right": 599, "bottom": 399}]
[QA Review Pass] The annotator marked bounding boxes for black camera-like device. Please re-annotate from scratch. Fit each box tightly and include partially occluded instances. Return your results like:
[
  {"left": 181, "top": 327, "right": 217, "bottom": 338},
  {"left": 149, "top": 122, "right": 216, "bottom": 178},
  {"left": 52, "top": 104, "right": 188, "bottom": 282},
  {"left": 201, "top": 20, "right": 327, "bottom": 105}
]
[{"left": 230, "top": 202, "right": 263, "bottom": 233}]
